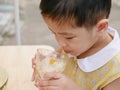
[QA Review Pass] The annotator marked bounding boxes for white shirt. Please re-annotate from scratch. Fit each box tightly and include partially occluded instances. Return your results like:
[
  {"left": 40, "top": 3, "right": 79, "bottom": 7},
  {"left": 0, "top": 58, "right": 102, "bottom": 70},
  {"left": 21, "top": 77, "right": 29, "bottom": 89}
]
[{"left": 77, "top": 27, "right": 120, "bottom": 72}]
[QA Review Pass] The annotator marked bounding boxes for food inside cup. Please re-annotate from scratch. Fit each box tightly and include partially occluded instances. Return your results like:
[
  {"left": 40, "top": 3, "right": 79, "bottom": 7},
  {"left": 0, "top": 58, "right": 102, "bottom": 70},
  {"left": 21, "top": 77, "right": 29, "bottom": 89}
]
[{"left": 34, "top": 48, "right": 68, "bottom": 84}]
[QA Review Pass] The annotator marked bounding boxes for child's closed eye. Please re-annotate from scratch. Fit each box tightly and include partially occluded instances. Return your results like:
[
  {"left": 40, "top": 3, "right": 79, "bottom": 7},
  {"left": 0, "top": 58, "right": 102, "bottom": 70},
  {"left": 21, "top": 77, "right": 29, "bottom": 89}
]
[{"left": 65, "top": 36, "right": 75, "bottom": 40}]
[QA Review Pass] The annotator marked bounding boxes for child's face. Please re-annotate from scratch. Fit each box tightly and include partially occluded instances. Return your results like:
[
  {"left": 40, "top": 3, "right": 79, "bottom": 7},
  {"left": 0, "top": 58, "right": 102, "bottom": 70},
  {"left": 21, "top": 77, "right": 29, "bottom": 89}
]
[{"left": 43, "top": 16, "right": 98, "bottom": 57}]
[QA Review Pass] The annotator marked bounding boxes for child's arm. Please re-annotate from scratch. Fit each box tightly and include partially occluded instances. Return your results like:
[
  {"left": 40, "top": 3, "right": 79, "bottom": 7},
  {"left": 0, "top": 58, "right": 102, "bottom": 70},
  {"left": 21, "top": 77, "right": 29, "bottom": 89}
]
[{"left": 103, "top": 78, "right": 120, "bottom": 90}]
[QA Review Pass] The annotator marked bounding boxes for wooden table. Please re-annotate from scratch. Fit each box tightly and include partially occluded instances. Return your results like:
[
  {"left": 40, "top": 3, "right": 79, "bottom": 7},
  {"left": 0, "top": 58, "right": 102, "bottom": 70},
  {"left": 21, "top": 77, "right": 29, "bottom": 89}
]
[{"left": 0, "top": 45, "right": 54, "bottom": 90}]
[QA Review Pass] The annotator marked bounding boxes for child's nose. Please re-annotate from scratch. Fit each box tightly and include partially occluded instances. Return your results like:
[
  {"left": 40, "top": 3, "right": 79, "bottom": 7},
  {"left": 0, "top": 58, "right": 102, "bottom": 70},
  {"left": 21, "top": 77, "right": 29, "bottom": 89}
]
[
  {"left": 59, "top": 42, "right": 67, "bottom": 48},
  {"left": 56, "top": 37, "right": 67, "bottom": 48}
]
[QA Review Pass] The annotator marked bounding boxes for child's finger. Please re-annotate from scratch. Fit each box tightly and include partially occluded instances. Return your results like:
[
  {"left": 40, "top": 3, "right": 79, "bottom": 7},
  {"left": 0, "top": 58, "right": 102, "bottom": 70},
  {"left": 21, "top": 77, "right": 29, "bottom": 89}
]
[
  {"left": 32, "top": 57, "right": 36, "bottom": 68},
  {"left": 39, "top": 79, "right": 58, "bottom": 87},
  {"left": 41, "top": 86, "right": 58, "bottom": 90},
  {"left": 38, "top": 87, "right": 43, "bottom": 90},
  {"left": 44, "top": 72, "right": 62, "bottom": 80},
  {"left": 34, "top": 81, "right": 39, "bottom": 87},
  {"left": 31, "top": 71, "right": 35, "bottom": 81},
  {"left": 35, "top": 80, "right": 44, "bottom": 90}
]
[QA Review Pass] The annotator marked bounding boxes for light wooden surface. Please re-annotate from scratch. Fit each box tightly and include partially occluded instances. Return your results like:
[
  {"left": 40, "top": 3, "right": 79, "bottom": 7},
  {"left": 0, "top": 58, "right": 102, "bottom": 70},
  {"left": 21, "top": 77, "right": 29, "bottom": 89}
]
[{"left": 0, "top": 45, "right": 54, "bottom": 90}]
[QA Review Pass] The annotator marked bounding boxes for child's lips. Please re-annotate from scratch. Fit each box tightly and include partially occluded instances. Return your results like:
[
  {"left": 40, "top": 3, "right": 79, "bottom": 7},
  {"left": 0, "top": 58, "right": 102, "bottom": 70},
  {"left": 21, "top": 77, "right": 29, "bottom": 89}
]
[{"left": 64, "top": 50, "right": 72, "bottom": 54}]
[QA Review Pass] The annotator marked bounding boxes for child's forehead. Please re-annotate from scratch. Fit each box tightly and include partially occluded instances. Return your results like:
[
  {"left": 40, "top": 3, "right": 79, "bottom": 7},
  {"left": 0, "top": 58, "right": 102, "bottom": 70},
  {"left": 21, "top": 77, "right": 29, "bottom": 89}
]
[
  {"left": 43, "top": 15, "right": 77, "bottom": 28},
  {"left": 43, "top": 15, "right": 89, "bottom": 34}
]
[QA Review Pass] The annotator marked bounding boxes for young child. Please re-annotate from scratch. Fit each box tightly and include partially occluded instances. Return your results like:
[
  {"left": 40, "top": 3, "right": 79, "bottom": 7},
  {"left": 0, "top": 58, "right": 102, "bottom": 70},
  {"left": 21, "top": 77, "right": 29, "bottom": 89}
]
[{"left": 32, "top": 0, "right": 120, "bottom": 90}]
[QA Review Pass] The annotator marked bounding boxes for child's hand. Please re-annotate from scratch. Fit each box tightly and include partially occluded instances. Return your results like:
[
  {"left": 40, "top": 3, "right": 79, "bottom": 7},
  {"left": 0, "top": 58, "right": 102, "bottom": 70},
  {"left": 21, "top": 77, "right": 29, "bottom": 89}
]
[
  {"left": 31, "top": 53, "right": 45, "bottom": 82},
  {"left": 37, "top": 72, "right": 83, "bottom": 90},
  {"left": 31, "top": 56, "right": 36, "bottom": 81}
]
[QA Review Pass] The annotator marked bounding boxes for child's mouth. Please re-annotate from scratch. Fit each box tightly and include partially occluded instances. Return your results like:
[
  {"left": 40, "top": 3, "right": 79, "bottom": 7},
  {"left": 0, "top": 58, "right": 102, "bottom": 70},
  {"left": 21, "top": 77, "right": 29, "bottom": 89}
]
[{"left": 64, "top": 50, "right": 72, "bottom": 54}]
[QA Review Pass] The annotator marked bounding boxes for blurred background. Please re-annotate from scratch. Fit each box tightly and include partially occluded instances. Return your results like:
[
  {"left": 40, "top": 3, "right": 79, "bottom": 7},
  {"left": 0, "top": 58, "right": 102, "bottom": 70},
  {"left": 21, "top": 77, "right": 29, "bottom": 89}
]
[{"left": 0, "top": 0, "right": 120, "bottom": 48}]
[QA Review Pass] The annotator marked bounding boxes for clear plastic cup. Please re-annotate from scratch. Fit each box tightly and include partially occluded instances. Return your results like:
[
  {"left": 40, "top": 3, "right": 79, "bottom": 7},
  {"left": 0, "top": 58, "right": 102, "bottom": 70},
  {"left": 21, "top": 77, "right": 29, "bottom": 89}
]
[{"left": 34, "top": 48, "right": 68, "bottom": 83}]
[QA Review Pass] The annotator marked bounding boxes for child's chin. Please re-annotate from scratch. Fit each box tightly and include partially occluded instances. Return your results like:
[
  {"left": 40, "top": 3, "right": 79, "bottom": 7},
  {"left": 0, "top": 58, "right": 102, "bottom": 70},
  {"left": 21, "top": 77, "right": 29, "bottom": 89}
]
[
  {"left": 72, "top": 53, "right": 81, "bottom": 57},
  {"left": 67, "top": 52, "right": 78, "bottom": 57}
]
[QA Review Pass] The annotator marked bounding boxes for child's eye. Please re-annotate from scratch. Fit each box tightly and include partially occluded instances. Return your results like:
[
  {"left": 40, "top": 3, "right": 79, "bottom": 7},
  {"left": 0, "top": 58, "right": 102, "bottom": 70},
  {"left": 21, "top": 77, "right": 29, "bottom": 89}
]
[{"left": 66, "top": 37, "right": 74, "bottom": 39}]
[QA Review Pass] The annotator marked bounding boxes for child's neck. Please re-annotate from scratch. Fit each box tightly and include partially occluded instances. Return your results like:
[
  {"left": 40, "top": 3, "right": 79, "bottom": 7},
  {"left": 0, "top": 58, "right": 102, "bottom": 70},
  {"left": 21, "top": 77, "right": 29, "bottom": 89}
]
[{"left": 77, "top": 32, "right": 113, "bottom": 59}]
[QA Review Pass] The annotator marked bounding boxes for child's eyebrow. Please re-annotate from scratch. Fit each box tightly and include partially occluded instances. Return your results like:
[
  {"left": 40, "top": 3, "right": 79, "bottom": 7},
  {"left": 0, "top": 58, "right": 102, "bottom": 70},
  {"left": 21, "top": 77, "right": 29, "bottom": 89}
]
[{"left": 48, "top": 27, "right": 74, "bottom": 35}]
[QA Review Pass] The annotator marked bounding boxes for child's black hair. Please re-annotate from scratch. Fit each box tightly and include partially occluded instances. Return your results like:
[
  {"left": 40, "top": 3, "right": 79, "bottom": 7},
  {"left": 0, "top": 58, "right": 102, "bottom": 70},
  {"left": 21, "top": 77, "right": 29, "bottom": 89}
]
[{"left": 40, "top": 0, "right": 111, "bottom": 28}]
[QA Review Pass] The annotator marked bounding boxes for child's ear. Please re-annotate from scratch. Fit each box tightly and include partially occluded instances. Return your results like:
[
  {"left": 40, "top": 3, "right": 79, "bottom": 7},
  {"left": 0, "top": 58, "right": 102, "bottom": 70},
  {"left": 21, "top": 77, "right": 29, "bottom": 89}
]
[{"left": 96, "top": 19, "right": 109, "bottom": 32}]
